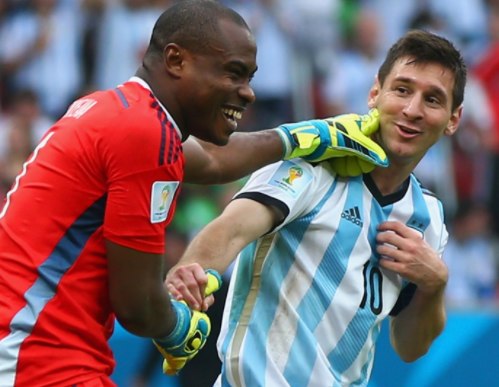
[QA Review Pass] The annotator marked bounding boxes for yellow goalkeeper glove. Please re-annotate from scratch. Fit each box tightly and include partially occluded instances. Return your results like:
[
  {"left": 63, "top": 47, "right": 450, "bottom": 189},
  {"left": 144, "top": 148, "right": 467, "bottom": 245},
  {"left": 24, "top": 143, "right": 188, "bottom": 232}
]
[
  {"left": 153, "top": 269, "right": 222, "bottom": 375},
  {"left": 275, "top": 109, "right": 388, "bottom": 176}
]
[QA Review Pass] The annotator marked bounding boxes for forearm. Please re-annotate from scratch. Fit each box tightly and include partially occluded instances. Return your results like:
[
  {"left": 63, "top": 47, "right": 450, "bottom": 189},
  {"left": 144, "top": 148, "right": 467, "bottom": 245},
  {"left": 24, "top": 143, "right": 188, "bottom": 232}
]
[
  {"left": 166, "top": 219, "right": 247, "bottom": 310},
  {"left": 167, "top": 199, "right": 274, "bottom": 310},
  {"left": 176, "top": 217, "right": 248, "bottom": 273},
  {"left": 115, "top": 280, "right": 178, "bottom": 338},
  {"left": 390, "top": 287, "right": 446, "bottom": 362},
  {"left": 184, "top": 130, "right": 283, "bottom": 184},
  {"left": 106, "top": 241, "right": 179, "bottom": 338}
]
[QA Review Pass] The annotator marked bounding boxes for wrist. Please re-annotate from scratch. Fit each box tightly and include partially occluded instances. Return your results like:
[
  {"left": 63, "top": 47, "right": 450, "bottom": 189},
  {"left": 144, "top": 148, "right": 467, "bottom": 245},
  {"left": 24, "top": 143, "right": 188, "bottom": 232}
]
[{"left": 274, "top": 127, "right": 293, "bottom": 159}]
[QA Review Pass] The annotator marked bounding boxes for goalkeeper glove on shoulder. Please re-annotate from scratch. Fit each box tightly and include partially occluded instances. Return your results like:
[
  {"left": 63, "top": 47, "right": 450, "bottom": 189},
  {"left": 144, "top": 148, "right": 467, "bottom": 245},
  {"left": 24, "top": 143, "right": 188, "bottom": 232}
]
[
  {"left": 275, "top": 109, "right": 389, "bottom": 176},
  {"left": 153, "top": 269, "right": 222, "bottom": 375}
]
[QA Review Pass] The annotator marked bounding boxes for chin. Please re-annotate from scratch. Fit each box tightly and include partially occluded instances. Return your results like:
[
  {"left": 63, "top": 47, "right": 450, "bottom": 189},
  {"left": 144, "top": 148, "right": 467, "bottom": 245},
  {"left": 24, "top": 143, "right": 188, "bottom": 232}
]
[
  {"left": 193, "top": 127, "right": 229, "bottom": 146},
  {"left": 215, "top": 135, "right": 230, "bottom": 146}
]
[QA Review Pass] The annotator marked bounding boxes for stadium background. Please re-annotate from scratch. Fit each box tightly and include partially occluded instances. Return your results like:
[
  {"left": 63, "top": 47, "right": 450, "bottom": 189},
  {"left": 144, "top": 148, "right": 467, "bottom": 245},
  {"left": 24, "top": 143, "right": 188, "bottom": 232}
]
[{"left": 1, "top": 0, "right": 498, "bottom": 386}]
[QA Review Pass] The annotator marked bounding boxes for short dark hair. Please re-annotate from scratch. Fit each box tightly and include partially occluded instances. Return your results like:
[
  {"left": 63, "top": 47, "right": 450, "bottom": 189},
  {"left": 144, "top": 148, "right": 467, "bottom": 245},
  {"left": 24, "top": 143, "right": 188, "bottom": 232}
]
[
  {"left": 377, "top": 30, "right": 467, "bottom": 111},
  {"left": 145, "top": 0, "right": 250, "bottom": 57}
]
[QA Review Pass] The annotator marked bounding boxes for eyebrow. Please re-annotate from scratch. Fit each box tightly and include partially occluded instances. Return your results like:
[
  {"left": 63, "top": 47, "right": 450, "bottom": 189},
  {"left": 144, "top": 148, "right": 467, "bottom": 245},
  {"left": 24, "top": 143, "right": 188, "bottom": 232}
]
[{"left": 227, "top": 59, "right": 258, "bottom": 76}]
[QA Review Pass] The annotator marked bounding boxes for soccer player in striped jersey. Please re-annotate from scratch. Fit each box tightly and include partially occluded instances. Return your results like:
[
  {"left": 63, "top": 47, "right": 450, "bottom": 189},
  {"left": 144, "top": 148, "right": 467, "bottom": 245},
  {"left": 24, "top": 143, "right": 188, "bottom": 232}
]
[
  {"left": 0, "top": 1, "right": 386, "bottom": 386},
  {"left": 167, "top": 29, "right": 467, "bottom": 386}
]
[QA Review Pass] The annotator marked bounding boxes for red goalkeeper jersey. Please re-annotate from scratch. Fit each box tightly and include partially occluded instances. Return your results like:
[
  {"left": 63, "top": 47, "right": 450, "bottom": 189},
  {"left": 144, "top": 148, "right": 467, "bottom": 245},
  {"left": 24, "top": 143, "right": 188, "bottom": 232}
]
[{"left": 0, "top": 78, "right": 184, "bottom": 386}]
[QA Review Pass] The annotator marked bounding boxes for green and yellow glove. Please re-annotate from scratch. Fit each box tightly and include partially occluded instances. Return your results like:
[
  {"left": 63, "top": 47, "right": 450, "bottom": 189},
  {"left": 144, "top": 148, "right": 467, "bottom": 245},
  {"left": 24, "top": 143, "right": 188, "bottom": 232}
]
[
  {"left": 153, "top": 269, "right": 222, "bottom": 375},
  {"left": 275, "top": 109, "right": 388, "bottom": 176}
]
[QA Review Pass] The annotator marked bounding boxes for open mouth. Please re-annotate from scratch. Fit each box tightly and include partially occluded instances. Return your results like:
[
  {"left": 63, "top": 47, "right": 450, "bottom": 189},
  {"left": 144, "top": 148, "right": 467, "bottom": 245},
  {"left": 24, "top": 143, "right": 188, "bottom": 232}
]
[
  {"left": 397, "top": 124, "right": 421, "bottom": 136},
  {"left": 222, "top": 107, "right": 243, "bottom": 129}
]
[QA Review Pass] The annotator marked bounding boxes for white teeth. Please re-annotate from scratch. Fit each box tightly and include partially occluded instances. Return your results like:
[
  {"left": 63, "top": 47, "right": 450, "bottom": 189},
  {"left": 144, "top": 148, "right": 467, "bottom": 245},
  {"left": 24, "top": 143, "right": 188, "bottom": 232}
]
[{"left": 222, "top": 108, "right": 242, "bottom": 121}]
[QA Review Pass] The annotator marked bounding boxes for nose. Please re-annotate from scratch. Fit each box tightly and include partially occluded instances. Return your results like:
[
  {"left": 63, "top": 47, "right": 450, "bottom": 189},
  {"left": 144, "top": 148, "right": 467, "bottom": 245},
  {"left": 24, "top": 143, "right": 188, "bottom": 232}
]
[
  {"left": 402, "top": 95, "right": 424, "bottom": 120},
  {"left": 239, "top": 83, "right": 256, "bottom": 105}
]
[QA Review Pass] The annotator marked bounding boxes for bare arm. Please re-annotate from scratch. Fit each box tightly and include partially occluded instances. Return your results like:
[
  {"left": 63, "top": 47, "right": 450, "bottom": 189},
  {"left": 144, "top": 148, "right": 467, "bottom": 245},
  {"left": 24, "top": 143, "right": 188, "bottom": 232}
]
[
  {"left": 183, "top": 130, "right": 283, "bottom": 184},
  {"left": 106, "top": 241, "right": 176, "bottom": 338},
  {"left": 166, "top": 198, "right": 281, "bottom": 310},
  {"left": 376, "top": 221, "right": 448, "bottom": 362}
]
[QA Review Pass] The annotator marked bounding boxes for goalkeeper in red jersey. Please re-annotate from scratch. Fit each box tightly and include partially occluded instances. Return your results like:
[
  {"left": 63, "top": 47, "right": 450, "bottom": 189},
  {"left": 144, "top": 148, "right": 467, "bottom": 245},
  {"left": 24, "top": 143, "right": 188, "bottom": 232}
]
[{"left": 0, "top": 1, "right": 387, "bottom": 386}]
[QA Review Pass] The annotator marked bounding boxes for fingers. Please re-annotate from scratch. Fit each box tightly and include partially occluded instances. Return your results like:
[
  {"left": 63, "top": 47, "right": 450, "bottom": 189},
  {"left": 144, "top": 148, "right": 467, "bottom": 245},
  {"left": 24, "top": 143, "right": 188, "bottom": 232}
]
[
  {"left": 377, "top": 221, "right": 423, "bottom": 239},
  {"left": 202, "top": 294, "right": 216, "bottom": 311},
  {"left": 360, "top": 108, "right": 380, "bottom": 136},
  {"left": 376, "top": 222, "right": 423, "bottom": 261},
  {"left": 166, "top": 264, "right": 208, "bottom": 310}
]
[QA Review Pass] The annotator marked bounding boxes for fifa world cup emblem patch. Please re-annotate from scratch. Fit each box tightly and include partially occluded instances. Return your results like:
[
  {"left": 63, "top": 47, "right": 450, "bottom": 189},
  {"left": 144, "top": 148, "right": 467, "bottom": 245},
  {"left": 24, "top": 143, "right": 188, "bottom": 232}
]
[
  {"left": 282, "top": 166, "right": 303, "bottom": 185},
  {"left": 151, "top": 181, "right": 179, "bottom": 223},
  {"left": 269, "top": 161, "right": 312, "bottom": 198}
]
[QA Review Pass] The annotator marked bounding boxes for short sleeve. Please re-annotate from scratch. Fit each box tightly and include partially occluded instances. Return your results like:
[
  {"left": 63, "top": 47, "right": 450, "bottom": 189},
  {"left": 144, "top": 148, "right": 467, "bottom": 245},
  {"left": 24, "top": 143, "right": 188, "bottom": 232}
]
[{"left": 233, "top": 160, "right": 330, "bottom": 231}]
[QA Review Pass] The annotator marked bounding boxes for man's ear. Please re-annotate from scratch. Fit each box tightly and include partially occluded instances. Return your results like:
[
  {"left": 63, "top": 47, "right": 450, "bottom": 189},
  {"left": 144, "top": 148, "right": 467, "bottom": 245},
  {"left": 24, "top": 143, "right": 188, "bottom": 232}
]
[
  {"left": 164, "top": 44, "right": 185, "bottom": 78},
  {"left": 444, "top": 105, "right": 463, "bottom": 136},
  {"left": 367, "top": 76, "right": 380, "bottom": 109}
]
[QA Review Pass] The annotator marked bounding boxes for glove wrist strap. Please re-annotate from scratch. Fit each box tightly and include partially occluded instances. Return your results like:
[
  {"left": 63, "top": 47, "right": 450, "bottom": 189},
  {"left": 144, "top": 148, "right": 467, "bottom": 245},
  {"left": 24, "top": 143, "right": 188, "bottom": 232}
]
[
  {"left": 155, "top": 300, "right": 190, "bottom": 348},
  {"left": 274, "top": 127, "right": 293, "bottom": 159}
]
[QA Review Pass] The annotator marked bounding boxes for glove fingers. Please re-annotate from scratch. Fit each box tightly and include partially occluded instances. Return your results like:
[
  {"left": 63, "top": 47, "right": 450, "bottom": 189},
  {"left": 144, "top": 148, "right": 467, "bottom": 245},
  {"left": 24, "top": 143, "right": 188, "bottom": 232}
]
[
  {"left": 330, "top": 157, "right": 361, "bottom": 177},
  {"left": 334, "top": 129, "right": 388, "bottom": 166},
  {"left": 360, "top": 108, "right": 380, "bottom": 136},
  {"left": 205, "top": 269, "right": 222, "bottom": 296},
  {"left": 357, "top": 158, "right": 376, "bottom": 173},
  {"left": 330, "top": 157, "right": 376, "bottom": 177},
  {"left": 163, "top": 357, "right": 187, "bottom": 375}
]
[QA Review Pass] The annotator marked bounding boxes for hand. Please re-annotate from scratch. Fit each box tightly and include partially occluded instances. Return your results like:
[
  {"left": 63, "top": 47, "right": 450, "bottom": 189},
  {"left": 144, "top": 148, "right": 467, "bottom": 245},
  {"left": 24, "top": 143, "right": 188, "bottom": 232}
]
[
  {"left": 167, "top": 264, "right": 221, "bottom": 311},
  {"left": 275, "top": 109, "right": 388, "bottom": 176},
  {"left": 376, "top": 222, "right": 448, "bottom": 294},
  {"left": 153, "top": 270, "right": 222, "bottom": 375},
  {"left": 326, "top": 109, "right": 388, "bottom": 176}
]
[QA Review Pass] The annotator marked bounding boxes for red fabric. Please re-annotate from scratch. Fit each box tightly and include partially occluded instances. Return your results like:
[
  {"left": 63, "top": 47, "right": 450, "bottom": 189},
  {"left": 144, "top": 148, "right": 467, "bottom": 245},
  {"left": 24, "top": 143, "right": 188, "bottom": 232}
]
[
  {"left": 474, "top": 43, "right": 499, "bottom": 151},
  {"left": 0, "top": 81, "right": 183, "bottom": 386}
]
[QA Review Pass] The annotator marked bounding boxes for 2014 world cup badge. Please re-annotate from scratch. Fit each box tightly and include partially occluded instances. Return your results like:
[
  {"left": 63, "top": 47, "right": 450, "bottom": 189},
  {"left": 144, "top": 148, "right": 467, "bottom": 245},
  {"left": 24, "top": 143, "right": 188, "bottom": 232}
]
[{"left": 150, "top": 181, "right": 179, "bottom": 223}]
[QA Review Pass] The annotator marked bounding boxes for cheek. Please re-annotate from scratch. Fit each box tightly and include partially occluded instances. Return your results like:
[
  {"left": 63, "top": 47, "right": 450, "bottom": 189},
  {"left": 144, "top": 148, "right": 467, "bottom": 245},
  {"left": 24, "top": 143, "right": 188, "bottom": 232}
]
[{"left": 425, "top": 113, "right": 452, "bottom": 137}]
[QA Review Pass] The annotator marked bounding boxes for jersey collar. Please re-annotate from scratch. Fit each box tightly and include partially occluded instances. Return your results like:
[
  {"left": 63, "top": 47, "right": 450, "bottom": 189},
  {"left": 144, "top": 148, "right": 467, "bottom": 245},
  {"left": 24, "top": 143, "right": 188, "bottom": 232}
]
[
  {"left": 128, "top": 76, "right": 183, "bottom": 140},
  {"left": 363, "top": 173, "right": 410, "bottom": 207}
]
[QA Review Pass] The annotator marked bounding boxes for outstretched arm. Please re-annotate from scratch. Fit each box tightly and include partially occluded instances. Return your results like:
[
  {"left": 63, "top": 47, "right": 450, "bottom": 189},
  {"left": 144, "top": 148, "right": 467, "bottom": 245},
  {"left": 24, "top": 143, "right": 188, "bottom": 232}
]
[
  {"left": 376, "top": 221, "right": 448, "bottom": 362},
  {"left": 166, "top": 197, "right": 282, "bottom": 310},
  {"left": 183, "top": 130, "right": 283, "bottom": 184},
  {"left": 183, "top": 109, "right": 388, "bottom": 184}
]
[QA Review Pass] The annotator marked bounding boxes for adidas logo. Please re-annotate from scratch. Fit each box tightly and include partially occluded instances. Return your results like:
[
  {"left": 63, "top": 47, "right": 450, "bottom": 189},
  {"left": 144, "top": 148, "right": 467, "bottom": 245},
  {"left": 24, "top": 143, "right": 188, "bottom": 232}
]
[{"left": 341, "top": 206, "right": 363, "bottom": 227}]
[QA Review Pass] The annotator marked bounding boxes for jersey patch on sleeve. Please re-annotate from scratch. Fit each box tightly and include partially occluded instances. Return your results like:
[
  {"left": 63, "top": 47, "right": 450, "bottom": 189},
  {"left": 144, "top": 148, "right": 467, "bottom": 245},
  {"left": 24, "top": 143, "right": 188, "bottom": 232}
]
[
  {"left": 150, "top": 181, "right": 179, "bottom": 223},
  {"left": 267, "top": 161, "right": 312, "bottom": 198}
]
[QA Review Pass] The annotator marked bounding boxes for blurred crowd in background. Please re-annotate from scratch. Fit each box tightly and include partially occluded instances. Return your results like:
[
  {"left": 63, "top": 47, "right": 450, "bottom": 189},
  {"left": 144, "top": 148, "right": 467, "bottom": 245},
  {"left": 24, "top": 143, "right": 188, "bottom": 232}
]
[{"left": 1, "top": 0, "right": 499, "bottom": 354}]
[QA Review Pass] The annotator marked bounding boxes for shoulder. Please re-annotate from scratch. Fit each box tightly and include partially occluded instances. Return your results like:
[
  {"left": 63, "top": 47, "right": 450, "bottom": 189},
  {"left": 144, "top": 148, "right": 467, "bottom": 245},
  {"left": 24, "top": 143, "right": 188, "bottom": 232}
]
[{"left": 411, "top": 174, "right": 441, "bottom": 201}]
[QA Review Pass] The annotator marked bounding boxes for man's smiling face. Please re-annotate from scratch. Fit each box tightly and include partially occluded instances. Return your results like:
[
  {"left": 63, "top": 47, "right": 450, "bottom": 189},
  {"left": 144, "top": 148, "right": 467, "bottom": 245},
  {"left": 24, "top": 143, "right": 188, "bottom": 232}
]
[{"left": 368, "top": 56, "right": 462, "bottom": 166}]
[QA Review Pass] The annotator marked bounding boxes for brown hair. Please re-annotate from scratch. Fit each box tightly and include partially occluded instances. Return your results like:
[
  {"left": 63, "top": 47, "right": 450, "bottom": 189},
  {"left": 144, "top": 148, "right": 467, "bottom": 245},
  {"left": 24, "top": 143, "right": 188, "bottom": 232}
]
[{"left": 377, "top": 30, "right": 467, "bottom": 110}]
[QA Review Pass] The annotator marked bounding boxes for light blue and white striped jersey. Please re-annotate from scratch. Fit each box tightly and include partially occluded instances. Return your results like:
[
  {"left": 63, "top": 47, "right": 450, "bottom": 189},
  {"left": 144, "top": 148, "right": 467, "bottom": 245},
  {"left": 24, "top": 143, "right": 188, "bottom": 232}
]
[{"left": 215, "top": 159, "right": 448, "bottom": 387}]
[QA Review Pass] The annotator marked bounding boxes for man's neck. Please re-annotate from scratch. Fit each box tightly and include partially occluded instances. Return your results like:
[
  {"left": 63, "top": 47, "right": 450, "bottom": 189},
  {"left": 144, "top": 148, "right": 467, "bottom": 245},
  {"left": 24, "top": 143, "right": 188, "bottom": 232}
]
[{"left": 369, "top": 163, "right": 413, "bottom": 196}]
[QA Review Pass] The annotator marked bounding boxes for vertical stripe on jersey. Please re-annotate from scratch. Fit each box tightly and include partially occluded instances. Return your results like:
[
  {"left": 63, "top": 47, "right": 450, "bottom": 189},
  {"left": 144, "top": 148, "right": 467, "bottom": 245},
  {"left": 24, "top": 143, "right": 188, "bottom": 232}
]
[
  {"left": 282, "top": 178, "right": 365, "bottom": 385},
  {"left": 156, "top": 107, "right": 167, "bottom": 166},
  {"left": 331, "top": 199, "right": 391, "bottom": 385},
  {"left": 114, "top": 88, "right": 130, "bottom": 108},
  {"left": 0, "top": 132, "right": 54, "bottom": 219},
  {"left": 151, "top": 100, "right": 179, "bottom": 166},
  {"left": 226, "top": 235, "right": 273, "bottom": 387},
  {"left": 227, "top": 180, "right": 338, "bottom": 386},
  {"left": 0, "top": 196, "right": 106, "bottom": 384},
  {"left": 166, "top": 121, "right": 177, "bottom": 165},
  {"left": 407, "top": 176, "right": 431, "bottom": 234}
]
